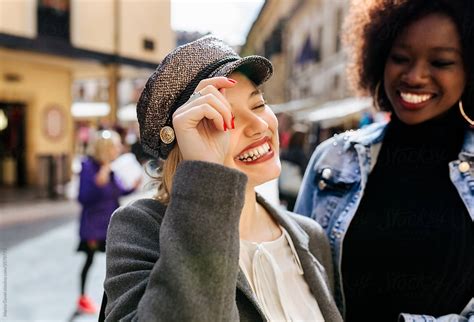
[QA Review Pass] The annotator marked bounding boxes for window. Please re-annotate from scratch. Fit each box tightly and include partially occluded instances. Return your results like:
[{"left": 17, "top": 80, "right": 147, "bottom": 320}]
[
  {"left": 143, "top": 38, "right": 155, "bottom": 51},
  {"left": 37, "top": 0, "right": 70, "bottom": 41},
  {"left": 264, "top": 21, "right": 284, "bottom": 58},
  {"left": 335, "top": 8, "right": 344, "bottom": 53}
]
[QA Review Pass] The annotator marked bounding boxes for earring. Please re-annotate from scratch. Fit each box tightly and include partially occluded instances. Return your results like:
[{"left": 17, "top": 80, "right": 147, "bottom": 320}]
[{"left": 459, "top": 100, "right": 474, "bottom": 126}]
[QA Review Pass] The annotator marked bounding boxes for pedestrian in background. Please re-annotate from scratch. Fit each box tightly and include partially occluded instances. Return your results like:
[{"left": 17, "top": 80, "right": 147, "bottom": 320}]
[
  {"left": 296, "top": 0, "right": 474, "bottom": 321},
  {"left": 277, "top": 112, "right": 294, "bottom": 152},
  {"left": 102, "top": 36, "right": 342, "bottom": 322},
  {"left": 279, "top": 128, "right": 309, "bottom": 211},
  {"left": 76, "top": 130, "right": 138, "bottom": 314}
]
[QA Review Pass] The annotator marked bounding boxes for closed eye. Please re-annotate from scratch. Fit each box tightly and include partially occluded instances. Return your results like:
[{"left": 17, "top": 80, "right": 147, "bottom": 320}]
[
  {"left": 431, "top": 60, "right": 455, "bottom": 68},
  {"left": 252, "top": 102, "right": 266, "bottom": 110},
  {"left": 390, "top": 54, "right": 409, "bottom": 64}
]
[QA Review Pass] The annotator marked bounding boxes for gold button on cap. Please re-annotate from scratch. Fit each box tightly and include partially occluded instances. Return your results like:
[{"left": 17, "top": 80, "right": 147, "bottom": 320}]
[
  {"left": 160, "top": 126, "right": 175, "bottom": 144},
  {"left": 459, "top": 161, "right": 470, "bottom": 173}
]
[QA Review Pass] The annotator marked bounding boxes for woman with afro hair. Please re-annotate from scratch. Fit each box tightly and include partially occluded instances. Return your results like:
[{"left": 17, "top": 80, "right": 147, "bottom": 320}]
[{"left": 295, "top": 0, "right": 474, "bottom": 321}]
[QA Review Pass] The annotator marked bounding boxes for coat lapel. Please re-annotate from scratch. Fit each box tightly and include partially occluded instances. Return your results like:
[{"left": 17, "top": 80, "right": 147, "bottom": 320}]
[{"left": 236, "top": 269, "right": 268, "bottom": 320}]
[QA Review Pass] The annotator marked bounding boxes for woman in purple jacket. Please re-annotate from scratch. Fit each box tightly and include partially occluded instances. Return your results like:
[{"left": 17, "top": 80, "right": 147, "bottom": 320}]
[{"left": 76, "top": 130, "right": 137, "bottom": 314}]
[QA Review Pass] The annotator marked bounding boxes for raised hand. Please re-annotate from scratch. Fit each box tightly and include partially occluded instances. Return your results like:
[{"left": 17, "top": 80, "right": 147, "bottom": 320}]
[{"left": 172, "top": 77, "right": 236, "bottom": 164}]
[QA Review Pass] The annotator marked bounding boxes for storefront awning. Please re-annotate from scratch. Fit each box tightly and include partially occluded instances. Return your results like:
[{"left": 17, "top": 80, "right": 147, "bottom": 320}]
[
  {"left": 71, "top": 102, "right": 110, "bottom": 118},
  {"left": 297, "top": 97, "right": 372, "bottom": 127},
  {"left": 117, "top": 104, "right": 137, "bottom": 122},
  {"left": 272, "top": 96, "right": 373, "bottom": 128}
]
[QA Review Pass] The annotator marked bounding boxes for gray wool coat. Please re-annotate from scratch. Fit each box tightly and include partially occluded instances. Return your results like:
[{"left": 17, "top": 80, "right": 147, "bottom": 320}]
[{"left": 104, "top": 161, "right": 343, "bottom": 322}]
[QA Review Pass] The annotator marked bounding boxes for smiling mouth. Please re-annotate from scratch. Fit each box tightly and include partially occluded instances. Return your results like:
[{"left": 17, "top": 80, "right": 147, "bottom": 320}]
[
  {"left": 399, "top": 91, "right": 435, "bottom": 104},
  {"left": 236, "top": 142, "right": 271, "bottom": 162}
]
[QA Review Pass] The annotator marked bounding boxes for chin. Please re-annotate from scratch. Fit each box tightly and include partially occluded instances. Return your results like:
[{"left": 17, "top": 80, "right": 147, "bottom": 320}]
[
  {"left": 247, "top": 165, "right": 281, "bottom": 188},
  {"left": 394, "top": 110, "right": 443, "bottom": 125}
]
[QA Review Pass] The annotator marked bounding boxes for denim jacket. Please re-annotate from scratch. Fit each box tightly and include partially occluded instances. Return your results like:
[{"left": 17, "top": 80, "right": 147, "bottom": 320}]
[{"left": 295, "top": 122, "right": 474, "bottom": 322}]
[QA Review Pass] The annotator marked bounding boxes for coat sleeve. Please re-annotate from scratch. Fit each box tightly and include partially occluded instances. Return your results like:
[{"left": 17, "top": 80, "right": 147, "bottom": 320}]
[
  {"left": 104, "top": 161, "right": 248, "bottom": 322},
  {"left": 399, "top": 298, "right": 474, "bottom": 322}
]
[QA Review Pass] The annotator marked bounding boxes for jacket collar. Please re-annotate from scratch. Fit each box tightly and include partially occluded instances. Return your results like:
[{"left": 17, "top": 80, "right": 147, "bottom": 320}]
[{"left": 346, "top": 121, "right": 388, "bottom": 148}]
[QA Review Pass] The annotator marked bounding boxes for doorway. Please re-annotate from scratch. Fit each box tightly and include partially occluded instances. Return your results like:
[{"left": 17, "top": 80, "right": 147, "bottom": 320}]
[{"left": 0, "top": 102, "right": 27, "bottom": 187}]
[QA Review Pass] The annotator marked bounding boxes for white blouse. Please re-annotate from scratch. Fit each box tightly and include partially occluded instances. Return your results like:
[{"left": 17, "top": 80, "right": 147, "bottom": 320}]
[{"left": 239, "top": 227, "right": 325, "bottom": 322}]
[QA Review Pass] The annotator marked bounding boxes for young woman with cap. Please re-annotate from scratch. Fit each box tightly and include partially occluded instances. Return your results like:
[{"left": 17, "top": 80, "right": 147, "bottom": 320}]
[
  {"left": 102, "top": 36, "right": 342, "bottom": 321},
  {"left": 295, "top": 0, "right": 474, "bottom": 321}
]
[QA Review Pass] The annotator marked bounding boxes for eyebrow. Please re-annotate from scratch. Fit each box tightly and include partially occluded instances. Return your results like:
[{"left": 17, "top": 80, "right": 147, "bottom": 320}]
[
  {"left": 431, "top": 46, "right": 462, "bottom": 55},
  {"left": 394, "top": 44, "right": 462, "bottom": 55},
  {"left": 229, "top": 89, "right": 264, "bottom": 110},
  {"left": 250, "top": 89, "right": 263, "bottom": 98}
]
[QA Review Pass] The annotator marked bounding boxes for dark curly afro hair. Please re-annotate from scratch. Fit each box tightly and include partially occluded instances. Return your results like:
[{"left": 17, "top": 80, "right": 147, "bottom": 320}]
[{"left": 343, "top": 0, "right": 474, "bottom": 113}]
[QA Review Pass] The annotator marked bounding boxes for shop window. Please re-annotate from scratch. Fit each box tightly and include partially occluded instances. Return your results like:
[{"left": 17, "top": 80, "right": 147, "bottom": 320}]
[
  {"left": 0, "top": 103, "right": 26, "bottom": 187},
  {"left": 37, "top": 0, "right": 70, "bottom": 41}
]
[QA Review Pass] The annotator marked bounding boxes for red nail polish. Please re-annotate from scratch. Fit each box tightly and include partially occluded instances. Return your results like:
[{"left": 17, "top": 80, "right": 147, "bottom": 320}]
[
  {"left": 223, "top": 121, "right": 227, "bottom": 131},
  {"left": 227, "top": 78, "right": 237, "bottom": 84},
  {"left": 231, "top": 116, "right": 235, "bottom": 129}
]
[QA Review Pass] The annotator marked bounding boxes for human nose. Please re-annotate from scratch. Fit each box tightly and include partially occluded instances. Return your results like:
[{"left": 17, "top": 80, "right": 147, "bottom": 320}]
[
  {"left": 401, "top": 61, "right": 430, "bottom": 87},
  {"left": 242, "top": 114, "right": 268, "bottom": 137}
]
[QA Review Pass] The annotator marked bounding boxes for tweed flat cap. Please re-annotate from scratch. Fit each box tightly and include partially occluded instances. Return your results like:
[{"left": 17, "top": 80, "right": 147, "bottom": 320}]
[{"left": 137, "top": 35, "right": 273, "bottom": 160}]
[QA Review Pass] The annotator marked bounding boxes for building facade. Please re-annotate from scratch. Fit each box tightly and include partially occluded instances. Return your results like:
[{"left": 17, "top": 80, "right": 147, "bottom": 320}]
[
  {"left": 242, "top": 0, "right": 362, "bottom": 120},
  {"left": 0, "top": 0, "right": 174, "bottom": 190}
]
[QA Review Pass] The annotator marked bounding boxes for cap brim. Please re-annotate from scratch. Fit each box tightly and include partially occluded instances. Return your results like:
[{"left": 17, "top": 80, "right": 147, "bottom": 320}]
[{"left": 211, "top": 55, "right": 273, "bottom": 86}]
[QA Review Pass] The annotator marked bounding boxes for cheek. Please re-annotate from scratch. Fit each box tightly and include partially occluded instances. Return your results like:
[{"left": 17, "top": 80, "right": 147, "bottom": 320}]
[
  {"left": 384, "top": 62, "right": 398, "bottom": 86},
  {"left": 227, "top": 130, "right": 241, "bottom": 157},
  {"left": 446, "top": 71, "right": 466, "bottom": 98},
  {"left": 265, "top": 109, "right": 279, "bottom": 132}
]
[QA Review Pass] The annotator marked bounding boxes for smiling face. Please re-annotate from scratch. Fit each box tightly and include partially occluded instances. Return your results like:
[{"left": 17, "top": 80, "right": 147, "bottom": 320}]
[
  {"left": 223, "top": 72, "right": 280, "bottom": 187},
  {"left": 383, "top": 13, "right": 466, "bottom": 125}
]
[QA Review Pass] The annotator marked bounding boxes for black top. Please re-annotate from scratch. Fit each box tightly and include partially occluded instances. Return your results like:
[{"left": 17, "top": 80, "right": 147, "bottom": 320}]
[{"left": 342, "top": 108, "right": 474, "bottom": 322}]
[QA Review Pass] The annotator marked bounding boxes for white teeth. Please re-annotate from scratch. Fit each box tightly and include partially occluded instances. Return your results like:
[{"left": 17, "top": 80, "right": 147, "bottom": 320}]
[
  {"left": 400, "top": 92, "right": 432, "bottom": 104},
  {"left": 237, "top": 142, "right": 272, "bottom": 162}
]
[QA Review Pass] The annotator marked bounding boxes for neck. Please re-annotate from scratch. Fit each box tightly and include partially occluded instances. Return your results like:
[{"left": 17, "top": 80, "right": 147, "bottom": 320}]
[{"left": 239, "top": 184, "right": 280, "bottom": 242}]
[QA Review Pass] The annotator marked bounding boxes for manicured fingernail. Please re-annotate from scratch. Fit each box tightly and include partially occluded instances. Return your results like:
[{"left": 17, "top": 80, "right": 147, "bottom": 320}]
[
  {"left": 223, "top": 121, "right": 227, "bottom": 131},
  {"left": 227, "top": 78, "right": 237, "bottom": 84},
  {"left": 231, "top": 115, "right": 235, "bottom": 129}
]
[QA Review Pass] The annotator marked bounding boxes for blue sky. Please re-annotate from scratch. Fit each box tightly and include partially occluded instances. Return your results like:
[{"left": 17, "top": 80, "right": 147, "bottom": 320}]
[{"left": 171, "top": 0, "right": 265, "bottom": 46}]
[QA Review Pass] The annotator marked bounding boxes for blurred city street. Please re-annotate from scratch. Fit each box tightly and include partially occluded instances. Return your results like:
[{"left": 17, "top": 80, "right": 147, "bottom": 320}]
[
  {"left": 1, "top": 188, "right": 155, "bottom": 322},
  {"left": 3, "top": 219, "right": 104, "bottom": 321}
]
